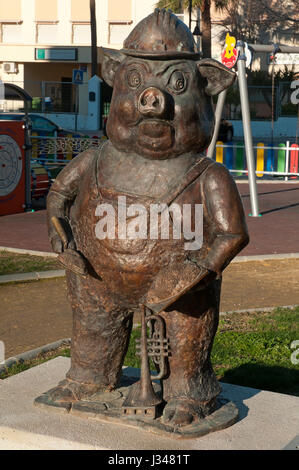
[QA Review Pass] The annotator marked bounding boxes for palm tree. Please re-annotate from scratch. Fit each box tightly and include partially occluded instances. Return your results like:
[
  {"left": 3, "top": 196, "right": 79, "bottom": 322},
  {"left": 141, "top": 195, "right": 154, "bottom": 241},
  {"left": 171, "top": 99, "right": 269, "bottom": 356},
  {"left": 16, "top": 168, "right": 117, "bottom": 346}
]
[
  {"left": 90, "top": 0, "right": 97, "bottom": 77},
  {"left": 156, "top": 0, "right": 229, "bottom": 58}
]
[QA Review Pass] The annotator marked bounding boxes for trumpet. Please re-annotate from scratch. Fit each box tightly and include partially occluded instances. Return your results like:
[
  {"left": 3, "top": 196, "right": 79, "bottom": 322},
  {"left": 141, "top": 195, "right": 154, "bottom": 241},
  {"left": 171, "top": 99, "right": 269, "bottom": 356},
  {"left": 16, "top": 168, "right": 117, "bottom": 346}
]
[{"left": 122, "top": 305, "right": 170, "bottom": 419}]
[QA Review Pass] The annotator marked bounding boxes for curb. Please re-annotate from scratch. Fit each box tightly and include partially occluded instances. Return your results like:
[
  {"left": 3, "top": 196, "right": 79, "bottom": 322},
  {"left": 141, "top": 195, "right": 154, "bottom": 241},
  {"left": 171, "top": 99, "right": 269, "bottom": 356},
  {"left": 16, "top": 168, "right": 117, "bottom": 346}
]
[
  {"left": 0, "top": 270, "right": 66, "bottom": 284},
  {"left": 0, "top": 338, "right": 71, "bottom": 375},
  {"left": 233, "top": 253, "right": 299, "bottom": 262},
  {"left": 219, "top": 304, "right": 299, "bottom": 315},
  {"left": 2, "top": 246, "right": 299, "bottom": 263},
  {"left": 0, "top": 246, "right": 57, "bottom": 257},
  {"left": 1, "top": 253, "right": 299, "bottom": 284}
]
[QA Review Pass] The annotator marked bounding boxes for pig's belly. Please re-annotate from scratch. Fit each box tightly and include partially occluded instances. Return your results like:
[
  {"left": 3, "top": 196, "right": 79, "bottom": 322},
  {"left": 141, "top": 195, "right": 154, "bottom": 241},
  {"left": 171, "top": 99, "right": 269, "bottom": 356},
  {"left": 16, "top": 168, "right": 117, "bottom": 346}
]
[{"left": 70, "top": 200, "right": 184, "bottom": 300}]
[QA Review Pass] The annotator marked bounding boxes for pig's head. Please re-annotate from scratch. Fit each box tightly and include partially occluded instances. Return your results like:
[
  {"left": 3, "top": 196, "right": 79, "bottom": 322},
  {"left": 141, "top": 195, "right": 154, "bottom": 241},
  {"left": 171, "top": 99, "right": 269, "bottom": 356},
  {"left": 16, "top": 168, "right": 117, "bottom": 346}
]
[{"left": 99, "top": 9, "right": 235, "bottom": 160}]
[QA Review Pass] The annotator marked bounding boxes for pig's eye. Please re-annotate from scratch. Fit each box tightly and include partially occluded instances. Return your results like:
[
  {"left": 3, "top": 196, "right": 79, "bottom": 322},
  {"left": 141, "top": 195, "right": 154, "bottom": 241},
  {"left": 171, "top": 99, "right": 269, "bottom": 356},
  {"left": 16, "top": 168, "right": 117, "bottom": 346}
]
[
  {"left": 127, "top": 69, "right": 143, "bottom": 89},
  {"left": 168, "top": 71, "right": 187, "bottom": 94}
]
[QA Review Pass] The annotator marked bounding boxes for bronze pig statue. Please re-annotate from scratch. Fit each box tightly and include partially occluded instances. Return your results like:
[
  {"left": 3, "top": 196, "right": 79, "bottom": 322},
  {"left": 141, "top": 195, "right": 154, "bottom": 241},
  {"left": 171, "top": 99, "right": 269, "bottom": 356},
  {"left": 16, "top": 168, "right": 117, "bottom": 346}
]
[{"left": 46, "top": 9, "right": 249, "bottom": 427}]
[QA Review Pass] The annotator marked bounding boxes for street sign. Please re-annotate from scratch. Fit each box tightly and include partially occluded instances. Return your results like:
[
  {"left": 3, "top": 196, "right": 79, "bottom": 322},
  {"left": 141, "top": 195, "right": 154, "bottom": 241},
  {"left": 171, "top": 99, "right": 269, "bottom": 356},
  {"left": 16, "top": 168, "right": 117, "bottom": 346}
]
[
  {"left": 221, "top": 33, "right": 238, "bottom": 69},
  {"left": 269, "top": 53, "right": 299, "bottom": 65},
  {"left": 72, "top": 69, "right": 84, "bottom": 85},
  {"left": 244, "top": 42, "right": 253, "bottom": 68},
  {"left": 35, "top": 48, "right": 78, "bottom": 61}
]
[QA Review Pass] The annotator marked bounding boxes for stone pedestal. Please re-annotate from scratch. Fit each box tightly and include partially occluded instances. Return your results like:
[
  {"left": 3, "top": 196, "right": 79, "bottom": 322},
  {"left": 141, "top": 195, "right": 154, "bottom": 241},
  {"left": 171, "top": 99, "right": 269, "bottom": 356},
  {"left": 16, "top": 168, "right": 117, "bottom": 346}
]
[{"left": 0, "top": 357, "right": 298, "bottom": 450}]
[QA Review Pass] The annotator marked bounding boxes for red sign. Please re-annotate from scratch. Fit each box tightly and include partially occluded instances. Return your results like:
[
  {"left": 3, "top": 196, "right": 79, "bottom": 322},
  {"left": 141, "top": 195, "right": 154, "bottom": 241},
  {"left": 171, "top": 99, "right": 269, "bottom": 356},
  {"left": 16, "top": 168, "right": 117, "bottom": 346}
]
[
  {"left": 0, "top": 121, "right": 26, "bottom": 216},
  {"left": 221, "top": 33, "right": 238, "bottom": 69}
]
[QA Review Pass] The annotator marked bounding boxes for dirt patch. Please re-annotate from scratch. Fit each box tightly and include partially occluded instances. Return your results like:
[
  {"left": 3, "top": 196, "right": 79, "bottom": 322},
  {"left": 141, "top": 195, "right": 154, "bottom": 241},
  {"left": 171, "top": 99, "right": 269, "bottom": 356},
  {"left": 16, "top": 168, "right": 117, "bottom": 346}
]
[
  {"left": 221, "top": 258, "right": 299, "bottom": 312},
  {"left": 0, "top": 278, "right": 72, "bottom": 358},
  {"left": 0, "top": 258, "right": 299, "bottom": 358}
]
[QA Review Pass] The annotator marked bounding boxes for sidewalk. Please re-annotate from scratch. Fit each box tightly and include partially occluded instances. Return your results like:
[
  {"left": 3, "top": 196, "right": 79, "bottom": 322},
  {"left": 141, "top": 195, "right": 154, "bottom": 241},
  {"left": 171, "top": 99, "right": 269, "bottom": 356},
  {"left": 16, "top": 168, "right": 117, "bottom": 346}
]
[{"left": 0, "top": 182, "right": 298, "bottom": 256}]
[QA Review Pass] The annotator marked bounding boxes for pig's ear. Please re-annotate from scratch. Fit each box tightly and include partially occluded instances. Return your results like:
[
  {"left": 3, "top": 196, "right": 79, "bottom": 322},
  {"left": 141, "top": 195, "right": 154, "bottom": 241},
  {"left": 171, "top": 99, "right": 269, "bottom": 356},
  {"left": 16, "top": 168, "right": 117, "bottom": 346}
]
[
  {"left": 197, "top": 58, "right": 236, "bottom": 96},
  {"left": 99, "top": 47, "right": 126, "bottom": 87}
]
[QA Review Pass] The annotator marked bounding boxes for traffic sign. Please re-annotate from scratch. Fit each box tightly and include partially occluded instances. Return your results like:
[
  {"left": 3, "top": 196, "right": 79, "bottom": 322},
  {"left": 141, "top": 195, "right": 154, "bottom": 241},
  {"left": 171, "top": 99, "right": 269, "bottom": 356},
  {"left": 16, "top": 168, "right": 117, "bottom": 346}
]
[
  {"left": 221, "top": 33, "right": 238, "bottom": 69},
  {"left": 72, "top": 69, "right": 84, "bottom": 84}
]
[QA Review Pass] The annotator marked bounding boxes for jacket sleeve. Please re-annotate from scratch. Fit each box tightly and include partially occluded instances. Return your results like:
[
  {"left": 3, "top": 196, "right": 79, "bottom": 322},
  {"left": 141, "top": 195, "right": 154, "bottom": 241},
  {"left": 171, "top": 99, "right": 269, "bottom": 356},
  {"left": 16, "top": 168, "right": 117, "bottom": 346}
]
[
  {"left": 47, "top": 149, "right": 96, "bottom": 241},
  {"left": 197, "top": 162, "right": 249, "bottom": 277}
]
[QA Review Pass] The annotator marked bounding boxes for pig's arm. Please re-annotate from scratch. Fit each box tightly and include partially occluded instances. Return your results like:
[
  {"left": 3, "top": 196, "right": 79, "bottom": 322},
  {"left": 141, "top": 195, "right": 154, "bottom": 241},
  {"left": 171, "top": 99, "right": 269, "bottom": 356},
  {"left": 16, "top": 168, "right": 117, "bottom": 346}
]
[
  {"left": 47, "top": 149, "right": 95, "bottom": 253},
  {"left": 194, "top": 162, "right": 249, "bottom": 278}
]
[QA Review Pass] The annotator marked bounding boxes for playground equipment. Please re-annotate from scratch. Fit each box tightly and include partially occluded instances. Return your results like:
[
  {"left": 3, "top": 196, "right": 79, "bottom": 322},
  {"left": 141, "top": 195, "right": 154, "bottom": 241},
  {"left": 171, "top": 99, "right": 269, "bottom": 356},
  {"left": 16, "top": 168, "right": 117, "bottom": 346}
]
[
  {"left": 213, "top": 140, "right": 299, "bottom": 179},
  {"left": 31, "top": 162, "right": 51, "bottom": 199},
  {"left": 0, "top": 120, "right": 26, "bottom": 216},
  {"left": 0, "top": 84, "right": 32, "bottom": 216},
  {"left": 208, "top": 42, "right": 299, "bottom": 217}
]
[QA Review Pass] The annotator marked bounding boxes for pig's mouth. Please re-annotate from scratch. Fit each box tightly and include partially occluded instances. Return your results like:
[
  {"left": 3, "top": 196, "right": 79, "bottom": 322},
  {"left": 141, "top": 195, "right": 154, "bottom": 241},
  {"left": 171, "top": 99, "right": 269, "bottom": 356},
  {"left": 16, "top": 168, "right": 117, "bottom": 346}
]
[{"left": 137, "top": 120, "right": 174, "bottom": 152}]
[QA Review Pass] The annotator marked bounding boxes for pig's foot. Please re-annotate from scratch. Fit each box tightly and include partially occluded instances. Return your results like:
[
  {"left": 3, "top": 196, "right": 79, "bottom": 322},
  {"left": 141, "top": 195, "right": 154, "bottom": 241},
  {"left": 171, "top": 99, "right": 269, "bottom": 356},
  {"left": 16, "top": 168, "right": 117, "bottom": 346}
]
[
  {"left": 162, "top": 397, "right": 216, "bottom": 427},
  {"left": 45, "top": 378, "right": 105, "bottom": 404}
]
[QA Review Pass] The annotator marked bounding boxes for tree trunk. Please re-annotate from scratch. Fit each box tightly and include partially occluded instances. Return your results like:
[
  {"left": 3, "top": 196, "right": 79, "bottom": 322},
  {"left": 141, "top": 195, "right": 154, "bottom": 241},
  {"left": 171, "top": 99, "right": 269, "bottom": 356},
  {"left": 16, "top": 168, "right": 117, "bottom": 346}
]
[
  {"left": 200, "top": 0, "right": 212, "bottom": 58},
  {"left": 90, "top": 0, "right": 98, "bottom": 77}
]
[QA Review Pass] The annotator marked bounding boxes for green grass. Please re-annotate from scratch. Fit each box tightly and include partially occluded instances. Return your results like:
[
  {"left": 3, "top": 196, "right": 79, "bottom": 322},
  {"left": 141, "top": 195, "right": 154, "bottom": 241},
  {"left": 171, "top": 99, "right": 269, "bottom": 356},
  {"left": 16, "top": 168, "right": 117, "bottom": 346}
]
[
  {"left": 0, "top": 251, "right": 61, "bottom": 275},
  {"left": 212, "top": 307, "right": 299, "bottom": 395},
  {"left": 0, "top": 348, "right": 70, "bottom": 380},
  {"left": 1, "top": 308, "right": 298, "bottom": 396}
]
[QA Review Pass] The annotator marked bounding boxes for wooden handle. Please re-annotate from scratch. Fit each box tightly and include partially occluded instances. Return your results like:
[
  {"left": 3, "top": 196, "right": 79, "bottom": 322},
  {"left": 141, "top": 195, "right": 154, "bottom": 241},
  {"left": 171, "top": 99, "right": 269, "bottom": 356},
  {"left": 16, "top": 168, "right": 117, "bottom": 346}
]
[{"left": 51, "top": 216, "right": 68, "bottom": 249}]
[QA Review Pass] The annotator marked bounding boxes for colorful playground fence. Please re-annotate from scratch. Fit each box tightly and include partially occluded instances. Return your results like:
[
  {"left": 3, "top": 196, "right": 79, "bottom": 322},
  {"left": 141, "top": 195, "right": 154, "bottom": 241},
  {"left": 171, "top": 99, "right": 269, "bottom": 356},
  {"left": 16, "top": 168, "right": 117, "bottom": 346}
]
[
  {"left": 30, "top": 134, "right": 107, "bottom": 163},
  {"left": 30, "top": 135, "right": 299, "bottom": 183},
  {"left": 213, "top": 140, "right": 299, "bottom": 179}
]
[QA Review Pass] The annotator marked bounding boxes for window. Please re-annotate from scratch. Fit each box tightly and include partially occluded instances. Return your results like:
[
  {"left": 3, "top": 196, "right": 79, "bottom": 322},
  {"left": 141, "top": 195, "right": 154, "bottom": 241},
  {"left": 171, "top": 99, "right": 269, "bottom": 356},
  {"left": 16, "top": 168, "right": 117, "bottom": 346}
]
[
  {"left": 71, "top": 0, "right": 90, "bottom": 22},
  {"left": 35, "top": 0, "right": 57, "bottom": 22},
  {"left": 0, "top": 0, "right": 22, "bottom": 43},
  {"left": 37, "top": 24, "right": 59, "bottom": 44},
  {"left": 108, "top": 0, "right": 132, "bottom": 22},
  {"left": 109, "top": 23, "right": 133, "bottom": 45},
  {"left": 2, "top": 23, "right": 23, "bottom": 43},
  {"left": 0, "top": 0, "right": 21, "bottom": 22},
  {"left": 29, "top": 115, "right": 57, "bottom": 132},
  {"left": 71, "top": 0, "right": 90, "bottom": 45},
  {"left": 35, "top": 0, "right": 58, "bottom": 44},
  {"left": 73, "top": 24, "right": 90, "bottom": 45}
]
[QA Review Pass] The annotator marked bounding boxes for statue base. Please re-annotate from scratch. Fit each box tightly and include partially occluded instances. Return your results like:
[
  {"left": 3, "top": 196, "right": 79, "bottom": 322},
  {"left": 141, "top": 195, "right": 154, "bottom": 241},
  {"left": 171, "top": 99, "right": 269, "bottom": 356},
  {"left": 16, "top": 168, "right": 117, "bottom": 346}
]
[{"left": 34, "top": 375, "right": 238, "bottom": 439}]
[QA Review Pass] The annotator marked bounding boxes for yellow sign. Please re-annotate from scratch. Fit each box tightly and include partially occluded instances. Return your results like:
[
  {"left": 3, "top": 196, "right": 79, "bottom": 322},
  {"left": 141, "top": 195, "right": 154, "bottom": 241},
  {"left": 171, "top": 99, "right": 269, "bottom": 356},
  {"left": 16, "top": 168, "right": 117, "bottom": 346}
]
[
  {"left": 221, "top": 33, "right": 237, "bottom": 69},
  {"left": 224, "top": 33, "right": 236, "bottom": 59}
]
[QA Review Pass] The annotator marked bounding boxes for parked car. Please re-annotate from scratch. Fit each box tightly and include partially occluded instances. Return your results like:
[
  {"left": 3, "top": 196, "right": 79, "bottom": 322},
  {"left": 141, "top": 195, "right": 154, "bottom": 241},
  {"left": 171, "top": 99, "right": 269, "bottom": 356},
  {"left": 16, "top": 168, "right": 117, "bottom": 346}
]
[
  {"left": 0, "top": 113, "right": 83, "bottom": 137},
  {"left": 218, "top": 119, "right": 234, "bottom": 142}
]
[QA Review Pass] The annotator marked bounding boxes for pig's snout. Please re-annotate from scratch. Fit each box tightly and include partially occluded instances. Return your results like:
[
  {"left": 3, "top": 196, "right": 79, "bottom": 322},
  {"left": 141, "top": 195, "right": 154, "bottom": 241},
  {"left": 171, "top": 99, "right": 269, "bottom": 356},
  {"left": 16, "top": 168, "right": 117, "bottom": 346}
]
[{"left": 138, "top": 87, "right": 166, "bottom": 117}]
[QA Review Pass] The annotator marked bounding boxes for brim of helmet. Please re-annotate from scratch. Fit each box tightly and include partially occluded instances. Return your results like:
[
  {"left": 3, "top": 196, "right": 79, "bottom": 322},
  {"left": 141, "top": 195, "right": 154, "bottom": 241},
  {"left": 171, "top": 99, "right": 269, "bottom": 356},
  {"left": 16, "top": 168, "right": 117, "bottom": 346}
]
[{"left": 120, "top": 48, "right": 201, "bottom": 60}]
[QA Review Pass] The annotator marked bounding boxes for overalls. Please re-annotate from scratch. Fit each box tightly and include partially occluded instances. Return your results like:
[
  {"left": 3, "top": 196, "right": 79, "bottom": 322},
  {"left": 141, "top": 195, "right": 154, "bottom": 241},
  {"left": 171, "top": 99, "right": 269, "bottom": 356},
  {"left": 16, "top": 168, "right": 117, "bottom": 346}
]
[{"left": 64, "top": 144, "right": 222, "bottom": 407}]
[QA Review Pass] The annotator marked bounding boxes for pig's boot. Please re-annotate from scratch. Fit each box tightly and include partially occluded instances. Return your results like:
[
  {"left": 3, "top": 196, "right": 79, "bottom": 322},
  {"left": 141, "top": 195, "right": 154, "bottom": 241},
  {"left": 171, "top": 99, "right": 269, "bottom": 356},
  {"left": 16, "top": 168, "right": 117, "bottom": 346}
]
[
  {"left": 46, "top": 272, "right": 133, "bottom": 404},
  {"left": 161, "top": 281, "right": 221, "bottom": 426}
]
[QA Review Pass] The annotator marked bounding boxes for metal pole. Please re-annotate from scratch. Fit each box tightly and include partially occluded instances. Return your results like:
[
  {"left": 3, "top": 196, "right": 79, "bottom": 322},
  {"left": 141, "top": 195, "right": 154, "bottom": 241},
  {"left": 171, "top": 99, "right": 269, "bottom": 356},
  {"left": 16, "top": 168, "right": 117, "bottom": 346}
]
[
  {"left": 23, "top": 118, "right": 32, "bottom": 211},
  {"left": 41, "top": 81, "right": 45, "bottom": 113},
  {"left": 207, "top": 89, "right": 227, "bottom": 159},
  {"left": 285, "top": 141, "right": 290, "bottom": 181},
  {"left": 90, "top": 0, "right": 98, "bottom": 77},
  {"left": 188, "top": 0, "right": 192, "bottom": 30},
  {"left": 75, "top": 85, "right": 78, "bottom": 132},
  {"left": 237, "top": 41, "right": 260, "bottom": 217},
  {"left": 248, "top": 44, "right": 299, "bottom": 53}
]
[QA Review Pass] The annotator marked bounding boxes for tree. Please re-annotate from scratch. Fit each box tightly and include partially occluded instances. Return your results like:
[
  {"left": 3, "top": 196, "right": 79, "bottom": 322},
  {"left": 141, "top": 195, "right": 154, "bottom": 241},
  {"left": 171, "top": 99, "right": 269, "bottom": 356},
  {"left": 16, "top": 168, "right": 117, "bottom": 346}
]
[
  {"left": 156, "top": 0, "right": 229, "bottom": 58},
  {"left": 217, "top": 0, "right": 299, "bottom": 45},
  {"left": 157, "top": 0, "right": 299, "bottom": 58}
]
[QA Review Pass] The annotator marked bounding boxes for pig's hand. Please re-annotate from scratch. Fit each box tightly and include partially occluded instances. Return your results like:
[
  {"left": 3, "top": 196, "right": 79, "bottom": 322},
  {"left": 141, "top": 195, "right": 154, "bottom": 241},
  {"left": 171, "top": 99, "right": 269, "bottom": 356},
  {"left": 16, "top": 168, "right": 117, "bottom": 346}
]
[
  {"left": 50, "top": 234, "right": 77, "bottom": 254},
  {"left": 50, "top": 234, "right": 63, "bottom": 254},
  {"left": 67, "top": 238, "right": 77, "bottom": 250}
]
